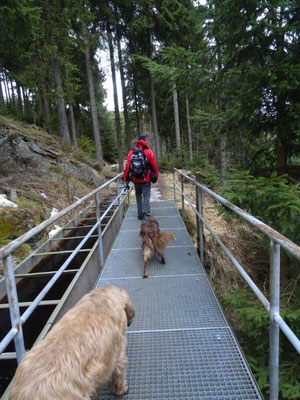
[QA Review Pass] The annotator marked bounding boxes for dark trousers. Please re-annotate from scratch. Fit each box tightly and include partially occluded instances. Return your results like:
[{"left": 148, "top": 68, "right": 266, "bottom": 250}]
[{"left": 135, "top": 182, "right": 151, "bottom": 217}]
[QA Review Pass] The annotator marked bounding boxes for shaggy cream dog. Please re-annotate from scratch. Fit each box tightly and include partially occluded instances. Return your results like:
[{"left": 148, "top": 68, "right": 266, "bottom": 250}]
[{"left": 9, "top": 285, "right": 135, "bottom": 400}]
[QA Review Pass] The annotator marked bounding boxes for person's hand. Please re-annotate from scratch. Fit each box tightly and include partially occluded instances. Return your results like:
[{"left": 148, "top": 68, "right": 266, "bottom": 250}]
[{"left": 126, "top": 182, "right": 130, "bottom": 191}]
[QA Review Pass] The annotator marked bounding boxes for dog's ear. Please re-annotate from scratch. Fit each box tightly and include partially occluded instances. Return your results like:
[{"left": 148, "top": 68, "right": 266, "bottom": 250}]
[{"left": 124, "top": 300, "right": 136, "bottom": 327}]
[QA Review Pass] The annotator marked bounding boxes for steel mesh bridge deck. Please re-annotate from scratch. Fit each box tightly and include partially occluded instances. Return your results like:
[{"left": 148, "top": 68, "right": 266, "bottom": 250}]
[{"left": 97, "top": 201, "right": 263, "bottom": 400}]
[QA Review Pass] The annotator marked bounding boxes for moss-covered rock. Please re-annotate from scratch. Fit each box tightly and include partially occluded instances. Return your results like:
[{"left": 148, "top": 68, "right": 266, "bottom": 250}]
[
  {"left": 13, "top": 243, "right": 31, "bottom": 260},
  {"left": 0, "top": 208, "right": 42, "bottom": 243}
]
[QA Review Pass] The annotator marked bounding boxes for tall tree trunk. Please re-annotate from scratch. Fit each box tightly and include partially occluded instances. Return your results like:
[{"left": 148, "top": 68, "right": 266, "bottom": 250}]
[
  {"left": 50, "top": 53, "right": 71, "bottom": 143},
  {"left": 82, "top": 22, "right": 103, "bottom": 169},
  {"left": 16, "top": 82, "right": 24, "bottom": 115},
  {"left": 220, "top": 136, "right": 227, "bottom": 185},
  {"left": 186, "top": 96, "right": 193, "bottom": 160},
  {"left": 117, "top": 39, "right": 131, "bottom": 151},
  {"left": 22, "top": 87, "right": 29, "bottom": 115},
  {"left": 5, "top": 73, "right": 11, "bottom": 102},
  {"left": 0, "top": 75, "right": 4, "bottom": 103},
  {"left": 271, "top": 8, "right": 288, "bottom": 175},
  {"left": 69, "top": 104, "right": 78, "bottom": 147},
  {"left": 173, "top": 85, "right": 181, "bottom": 148},
  {"left": 215, "top": 42, "right": 228, "bottom": 183},
  {"left": 37, "top": 92, "right": 44, "bottom": 116},
  {"left": 107, "top": 22, "right": 123, "bottom": 172},
  {"left": 114, "top": 15, "right": 131, "bottom": 152},
  {"left": 41, "top": 84, "right": 50, "bottom": 121},
  {"left": 45, "top": 4, "right": 69, "bottom": 142},
  {"left": 128, "top": 38, "right": 141, "bottom": 138},
  {"left": 138, "top": 108, "right": 144, "bottom": 133},
  {"left": 9, "top": 79, "right": 16, "bottom": 108},
  {"left": 3, "top": 74, "right": 9, "bottom": 102},
  {"left": 145, "top": 27, "right": 160, "bottom": 157},
  {"left": 64, "top": 67, "right": 77, "bottom": 147},
  {"left": 150, "top": 77, "right": 160, "bottom": 157},
  {"left": 275, "top": 106, "right": 288, "bottom": 174},
  {"left": 276, "top": 140, "right": 287, "bottom": 175},
  {"left": 42, "top": 96, "right": 50, "bottom": 121},
  {"left": 133, "top": 83, "right": 140, "bottom": 137}
]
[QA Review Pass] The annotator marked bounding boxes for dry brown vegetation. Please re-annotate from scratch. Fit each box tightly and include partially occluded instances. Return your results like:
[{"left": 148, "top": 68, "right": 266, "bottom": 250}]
[{"left": 160, "top": 171, "right": 267, "bottom": 298}]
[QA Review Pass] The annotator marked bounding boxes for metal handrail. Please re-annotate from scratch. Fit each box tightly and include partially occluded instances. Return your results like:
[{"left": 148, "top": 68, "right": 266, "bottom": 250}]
[
  {"left": 174, "top": 168, "right": 300, "bottom": 260},
  {"left": 0, "top": 173, "right": 130, "bottom": 365},
  {"left": 0, "top": 173, "right": 122, "bottom": 260},
  {"left": 173, "top": 168, "right": 300, "bottom": 400}
]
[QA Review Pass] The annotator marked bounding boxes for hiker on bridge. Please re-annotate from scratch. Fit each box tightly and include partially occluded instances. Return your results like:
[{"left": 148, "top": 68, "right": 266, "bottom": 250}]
[{"left": 123, "top": 133, "right": 159, "bottom": 220}]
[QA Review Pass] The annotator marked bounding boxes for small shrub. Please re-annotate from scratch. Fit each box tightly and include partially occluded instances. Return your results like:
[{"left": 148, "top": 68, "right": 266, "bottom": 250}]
[
  {"left": 49, "top": 164, "right": 64, "bottom": 174},
  {"left": 219, "top": 170, "right": 300, "bottom": 244},
  {"left": 158, "top": 155, "right": 173, "bottom": 172},
  {"left": 223, "top": 287, "right": 300, "bottom": 399},
  {"left": 78, "top": 135, "right": 97, "bottom": 159}
]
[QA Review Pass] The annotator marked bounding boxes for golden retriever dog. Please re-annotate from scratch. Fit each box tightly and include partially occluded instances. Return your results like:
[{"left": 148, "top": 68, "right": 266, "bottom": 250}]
[
  {"left": 9, "top": 285, "right": 135, "bottom": 400},
  {"left": 140, "top": 215, "right": 175, "bottom": 278}
]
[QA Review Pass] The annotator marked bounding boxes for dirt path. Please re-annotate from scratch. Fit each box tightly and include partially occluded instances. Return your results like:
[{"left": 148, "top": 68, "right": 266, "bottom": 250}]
[{"left": 151, "top": 173, "right": 174, "bottom": 201}]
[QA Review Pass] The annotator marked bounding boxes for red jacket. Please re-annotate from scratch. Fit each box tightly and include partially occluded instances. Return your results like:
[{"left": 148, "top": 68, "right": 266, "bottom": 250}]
[{"left": 123, "top": 139, "right": 159, "bottom": 183}]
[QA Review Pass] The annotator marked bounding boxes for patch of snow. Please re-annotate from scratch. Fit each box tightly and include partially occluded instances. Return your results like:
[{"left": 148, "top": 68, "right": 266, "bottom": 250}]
[
  {"left": 48, "top": 225, "right": 61, "bottom": 239},
  {"left": 40, "top": 193, "right": 48, "bottom": 199},
  {"left": 184, "top": 199, "right": 196, "bottom": 208},
  {"left": 50, "top": 208, "right": 59, "bottom": 218},
  {"left": 0, "top": 194, "right": 18, "bottom": 208},
  {"left": 48, "top": 208, "right": 61, "bottom": 238},
  {"left": 150, "top": 187, "right": 162, "bottom": 201}
]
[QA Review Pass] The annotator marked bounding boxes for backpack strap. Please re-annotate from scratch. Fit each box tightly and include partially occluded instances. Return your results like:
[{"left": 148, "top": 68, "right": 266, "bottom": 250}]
[{"left": 141, "top": 147, "right": 151, "bottom": 170}]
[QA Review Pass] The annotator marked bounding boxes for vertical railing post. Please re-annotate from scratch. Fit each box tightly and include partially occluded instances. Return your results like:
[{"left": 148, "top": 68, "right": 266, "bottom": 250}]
[
  {"left": 181, "top": 174, "right": 185, "bottom": 220},
  {"left": 269, "top": 239, "right": 280, "bottom": 400},
  {"left": 173, "top": 169, "right": 177, "bottom": 204},
  {"left": 117, "top": 178, "right": 122, "bottom": 225},
  {"left": 196, "top": 185, "right": 204, "bottom": 265},
  {"left": 2, "top": 255, "right": 25, "bottom": 364},
  {"left": 95, "top": 193, "right": 104, "bottom": 268},
  {"left": 127, "top": 183, "right": 131, "bottom": 206}
]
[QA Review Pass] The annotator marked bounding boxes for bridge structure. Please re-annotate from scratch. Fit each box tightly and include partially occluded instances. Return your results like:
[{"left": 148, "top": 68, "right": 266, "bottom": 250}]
[
  {"left": 97, "top": 200, "right": 263, "bottom": 399},
  {"left": 0, "top": 170, "right": 299, "bottom": 399}
]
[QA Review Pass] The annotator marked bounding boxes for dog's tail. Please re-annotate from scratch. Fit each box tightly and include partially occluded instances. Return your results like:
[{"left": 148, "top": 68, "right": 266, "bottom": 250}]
[{"left": 153, "top": 231, "right": 175, "bottom": 250}]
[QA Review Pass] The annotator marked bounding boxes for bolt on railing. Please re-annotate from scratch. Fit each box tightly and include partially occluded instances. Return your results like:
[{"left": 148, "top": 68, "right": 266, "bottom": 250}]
[
  {"left": 0, "top": 173, "right": 132, "bottom": 364},
  {"left": 173, "top": 168, "right": 300, "bottom": 400}
]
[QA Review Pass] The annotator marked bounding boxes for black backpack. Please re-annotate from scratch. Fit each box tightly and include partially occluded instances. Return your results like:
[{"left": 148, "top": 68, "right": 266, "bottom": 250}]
[{"left": 130, "top": 147, "right": 148, "bottom": 179}]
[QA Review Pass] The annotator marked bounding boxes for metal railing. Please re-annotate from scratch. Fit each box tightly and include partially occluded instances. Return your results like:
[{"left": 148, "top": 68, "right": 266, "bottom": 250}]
[
  {"left": 0, "top": 173, "right": 131, "bottom": 364},
  {"left": 173, "top": 168, "right": 300, "bottom": 400}
]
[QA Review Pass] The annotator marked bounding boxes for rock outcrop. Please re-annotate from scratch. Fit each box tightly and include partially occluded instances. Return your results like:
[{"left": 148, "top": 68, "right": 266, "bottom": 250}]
[{"left": 0, "top": 118, "right": 105, "bottom": 188}]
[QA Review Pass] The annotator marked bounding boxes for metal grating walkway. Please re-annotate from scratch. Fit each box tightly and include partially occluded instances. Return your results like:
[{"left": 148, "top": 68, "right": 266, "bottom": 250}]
[{"left": 97, "top": 201, "right": 263, "bottom": 400}]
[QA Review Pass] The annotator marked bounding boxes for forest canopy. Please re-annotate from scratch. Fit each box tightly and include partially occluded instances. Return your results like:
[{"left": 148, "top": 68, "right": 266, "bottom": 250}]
[{"left": 0, "top": 0, "right": 299, "bottom": 178}]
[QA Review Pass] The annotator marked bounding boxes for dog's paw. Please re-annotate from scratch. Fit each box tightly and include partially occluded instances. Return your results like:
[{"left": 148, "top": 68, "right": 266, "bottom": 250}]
[{"left": 112, "top": 382, "right": 129, "bottom": 397}]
